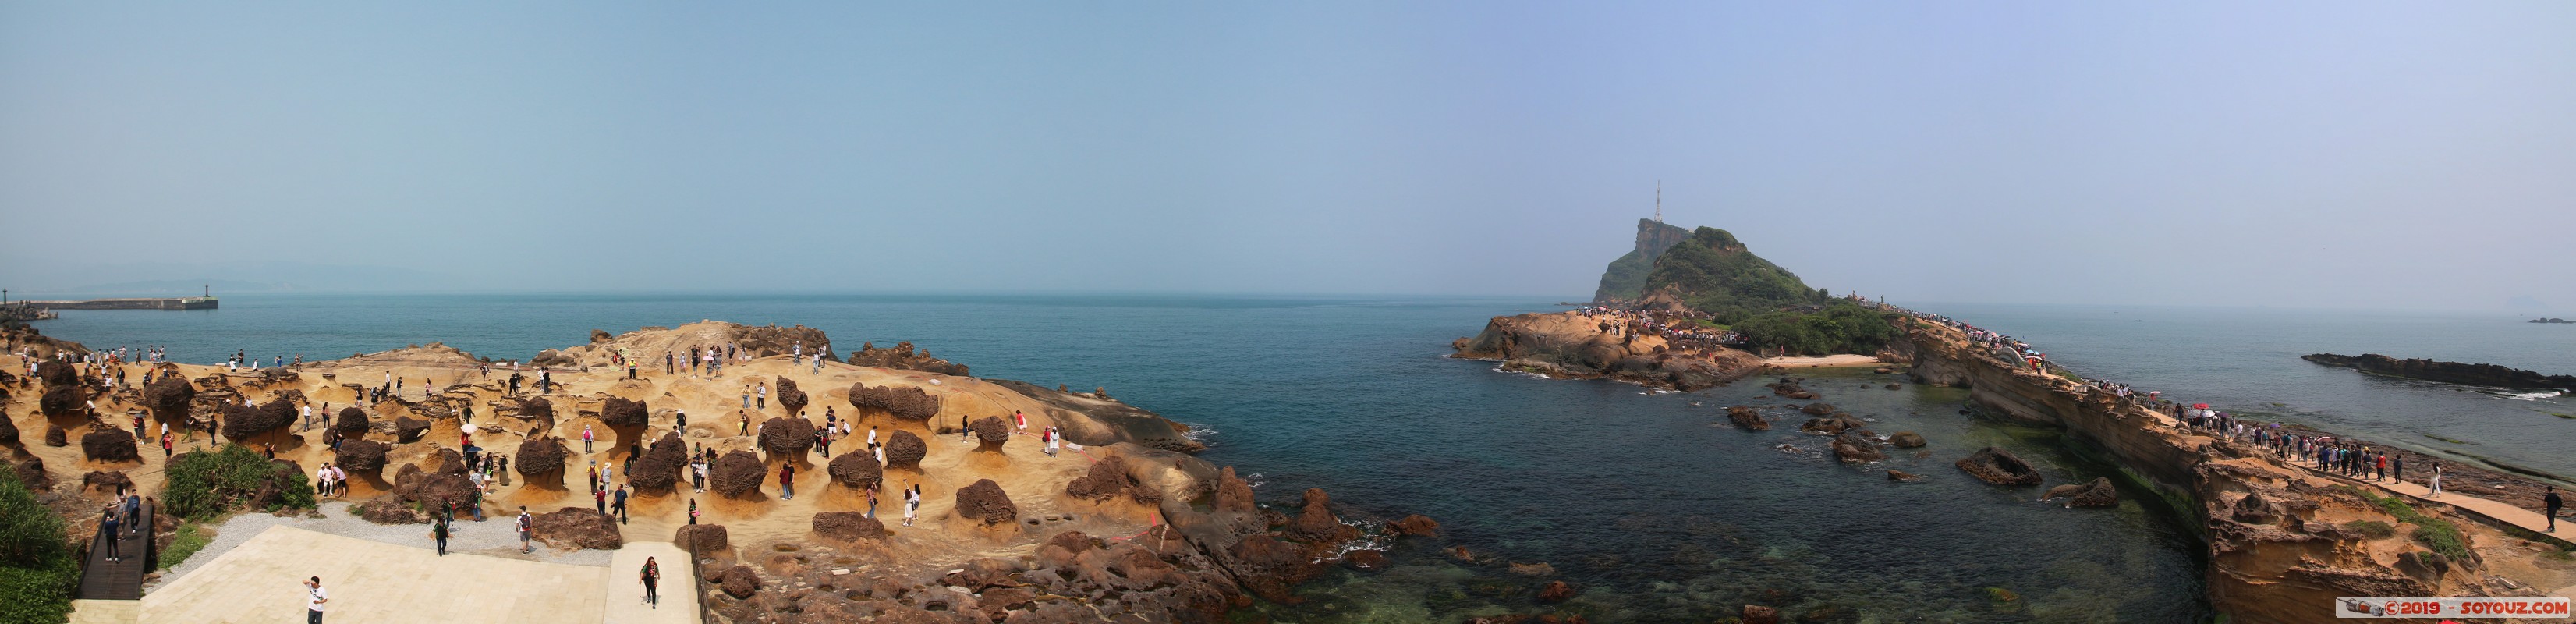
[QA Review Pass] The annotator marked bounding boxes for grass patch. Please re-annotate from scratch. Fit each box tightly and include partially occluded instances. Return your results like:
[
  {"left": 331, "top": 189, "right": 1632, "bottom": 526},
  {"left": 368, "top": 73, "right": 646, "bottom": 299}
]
[
  {"left": 2550, "top": 413, "right": 2576, "bottom": 420},
  {"left": 158, "top": 523, "right": 214, "bottom": 571},
  {"left": 2344, "top": 520, "right": 2396, "bottom": 539},
  {"left": 2356, "top": 490, "right": 2475, "bottom": 562}
]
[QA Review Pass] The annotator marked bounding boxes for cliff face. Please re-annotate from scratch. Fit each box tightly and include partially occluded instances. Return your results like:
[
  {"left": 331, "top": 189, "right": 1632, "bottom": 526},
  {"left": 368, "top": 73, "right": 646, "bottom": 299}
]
[
  {"left": 2304, "top": 353, "right": 2576, "bottom": 390},
  {"left": 1890, "top": 321, "right": 2545, "bottom": 623},
  {"left": 1451, "top": 311, "right": 1764, "bottom": 391},
  {"left": 1591, "top": 218, "right": 1692, "bottom": 303}
]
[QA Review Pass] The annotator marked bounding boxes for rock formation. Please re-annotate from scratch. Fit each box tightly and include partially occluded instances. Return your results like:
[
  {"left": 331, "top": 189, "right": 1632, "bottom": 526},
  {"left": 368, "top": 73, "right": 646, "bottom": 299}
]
[
  {"left": 1593, "top": 218, "right": 1694, "bottom": 303},
  {"left": 2043, "top": 477, "right": 2119, "bottom": 508},
  {"left": 80, "top": 429, "right": 139, "bottom": 463},
  {"left": 1063, "top": 456, "right": 1159, "bottom": 505},
  {"left": 1451, "top": 312, "right": 1765, "bottom": 391},
  {"left": 813, "top": 512, "right": 888, "bottom": 543},
  {"left": 38, "top": 385, "right": 82, "bottom": 417},
  {"left": 968, "top": 416, "right": 1009, "bottom": 452},
  {"left": 845, "top": 341, "right": 969, "bottom": 376},
  {"left": 1955, "top": 446, "right": 2043, "bottom": 486},
  {"left": 144, "top": 377, "right": 193, "bottom": 423},
  {"left": 334, "top": 406, "right": 368, "bottom": 435},
  {"left": 1889, "top": 431, "right": 1927, "bottom": 448},
  {"left": 628, "top": 434, "right": 688, "bottom": 495},
  {"left": 599, "top": 396, "right": 648, "bottom": 428},
  {"left": 515, "top": 437, "right": 568, "bottom": 479},
  {"left": 845, "top": 383, "right": 941, "bottom": 421},
  {"left": 709, "top": 450, "right": 764, "bottom": 498},
  {"left": 223, "top": 399, "right": 297, "bottom": 441},
  {"left": 2302, "top": 353, "right": 2576, "bottom": 390},
  {"left": 393, "top": 417, "right": 429, "bottom": 442},
  {"left": 1726, "top": 406, "right": 1771, "bottom": 431},
  {"left": 881, "top": 431, "right": 925, "bottom": 470},
  {"left": 951, "top": 479, "right": 1017, "bottom": 526},
  {"left": 334, "top": 440, "right": 390, "bottom": 473},
  {"left": 1830, "top": 431, "right": 1884, "bottom": 463},
  {"left": 530, "top": 507, "right": 623, "bottom": 550},
  {"left": 756, "top": 417, "right": 815, "bottom": 458},
  {"left": 826, "top": 452, "right": 881, "bottom": 491},
  {"left": 772, "top": 378, "right": 806, "bottom": 413},
  {"left": 1284, "top": 488, "right": 1358, "bottom": 544}
]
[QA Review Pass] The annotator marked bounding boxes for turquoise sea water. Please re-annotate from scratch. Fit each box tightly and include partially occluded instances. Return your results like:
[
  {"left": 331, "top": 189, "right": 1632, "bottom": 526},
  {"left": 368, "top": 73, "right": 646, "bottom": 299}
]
[{"left": 36, "top": 293, "right": 2221, "bottom": 622}]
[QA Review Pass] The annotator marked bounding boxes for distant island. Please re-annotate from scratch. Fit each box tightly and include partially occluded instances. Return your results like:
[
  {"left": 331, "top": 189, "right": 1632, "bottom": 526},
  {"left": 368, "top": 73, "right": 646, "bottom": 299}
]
[
  {"left": 2303, "top": 353, "right": 2576, "bottom": 390},
  {"left": 2532, "top": 317, "right": 2574, "bottom": 324}
]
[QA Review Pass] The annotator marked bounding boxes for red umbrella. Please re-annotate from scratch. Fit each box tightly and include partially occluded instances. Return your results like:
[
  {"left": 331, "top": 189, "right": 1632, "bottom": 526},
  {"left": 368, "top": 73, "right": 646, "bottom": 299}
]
[{"left": 2192, "top": 403, "right": 2209, "bottom": 409}]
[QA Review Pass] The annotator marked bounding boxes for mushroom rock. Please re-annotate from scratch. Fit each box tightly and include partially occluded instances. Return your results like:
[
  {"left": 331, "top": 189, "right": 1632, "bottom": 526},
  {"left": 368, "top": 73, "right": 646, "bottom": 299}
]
[
  {"left": 721, "top": 565, "right": 760, "bottom": 599},
  {"left": 530, "top": 507, "right": 624, "bottom": 550},
  {"left": 334, "top": 406, "right": 369, "bottom": 435},
  {"left": 629, "top": 433, "right": 689, "bottom": 495},
  {"left": 951, "top": 479, "right": 1018, "bottom": 526},
  {"left": 334, "top": 439, "right": 391, "bottom": 473},
  {"left": 709, "top": 450, "right": 766, "bottom": 498},
  {"left": 1387, "top": 514, "right": 1441, "bottom": 537},
  {"left": 81, "top": 470, "right": 133, "bottom": 495},
  {"left": 393, "top": 417, "right": 430, "bottom": 443},
  {"left": 969, "top": 416, "right": 1010, "bottom": 452},
  {"left": 674, "top": 524, "right": 728, "bottom": 555},
  {"left": 2044, "top": 477, "right": 2120, "bottom": 508},
  {"left": 44, "top": 426, "right": 66, "bottom": 448},
  {"left": 516, "top": 437, "right": 569, "bottom": 477},
  {"left": 774, "top": 378, "right": 806, "bottom": 413},
  {"left": 881, "top": 431, "right": 925, "bottom": 470},
  {"left": 517, "top": 398, "right": 554, "bottom": 422},
  {"left": 1063, "top": 456, "right": 1146, "bottom": 504},
  {"left": 144, "top": 377, "right": 194, "bottom": 423},
  {"left": 826, "top": 452, "right": 882, "bottom": 491},
  {"left": 80, "top": 429, "right": 140, "bottom": 463},
  {"left": 600, "top": 397, "right": 649, "bottom": 428},
  {"left": 221, "top": 400, "right": 295, "bottom": 441},
  {"left": 1285, "top": 488, "right": 1358, "bottom": 544},
  {"left": 813, "top": 511, "right": 888, "bottom": 542},
  {"left": 1888, "top": 431, "right": 1927, "bottom": 448},
  {"left": 845, "top": 383, "right": 941, "bottom": 421},
  {"left": 37, "top": 360, "right": 78, "bottom": 387},
  {"left": 1955, "top": 446, "right": 2043, "bottom": 486},
  {"left": 1726, "top": 406, "right": 1770, "bottom": 431},
  {"left": 38, "top": 385, "right": 82, "bottom": 417},
  {"left": 757, "top": 417, "right": 816, "bottom": 458}
]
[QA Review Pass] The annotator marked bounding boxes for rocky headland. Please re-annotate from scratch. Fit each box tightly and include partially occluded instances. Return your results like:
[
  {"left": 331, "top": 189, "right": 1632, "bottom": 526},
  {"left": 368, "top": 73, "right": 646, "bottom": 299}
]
[
  {"left": 2304, "top": 353, "right": 2576, "bottom": 391},
  {"left": 3, "top": 321, "right": 1432, "bottom": 623},
  {"left": 1451, "top": 311, "right": 1766, "bottom": 391}
]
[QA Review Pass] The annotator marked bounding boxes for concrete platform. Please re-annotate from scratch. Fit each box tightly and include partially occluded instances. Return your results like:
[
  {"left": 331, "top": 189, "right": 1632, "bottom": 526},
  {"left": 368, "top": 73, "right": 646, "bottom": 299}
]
[
  {"left": 604, "top": 542, "right": 700, "bottom": 624},
  {"left": 141, "top": 526, "right": 624, "bottom": 623}
]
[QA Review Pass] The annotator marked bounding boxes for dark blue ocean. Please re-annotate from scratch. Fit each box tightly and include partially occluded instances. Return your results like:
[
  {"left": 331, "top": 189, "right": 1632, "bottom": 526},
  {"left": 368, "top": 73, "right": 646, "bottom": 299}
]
[{"left": 53, "top": 293, "right": 2480, "bottom": 622}]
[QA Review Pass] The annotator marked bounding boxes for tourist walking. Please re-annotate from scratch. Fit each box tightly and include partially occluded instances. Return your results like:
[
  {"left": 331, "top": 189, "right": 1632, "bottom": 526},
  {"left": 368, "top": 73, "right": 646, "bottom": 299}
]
[
  {"left": 583, "top": 425, "right": 595, "bottom": 453},
  {"left": 780, "top": 463, "right": 795, "bottom": 500},
  {"left": 304, "top": 576, "right": 330, "bottom": 624},
  {"left": 757, "top": 383, "right": 766, "bottom": 410},
  {"left": 432, "top": 516, "right": 451, "bottom": 556},
  {"left": 640, "top": 556, "right": 661, "bottom": 608},
  {"left": 98, "top": 509, "right": 120, "bottom": 562},
  {"left": 595, "top": 485, "right": 608, "bottom": 515},
  {"left": 2429, "top": 463, "right": 2444, "bottom": 497},
  {"left": 687, "top": 498, "right": 700, "bottom": 525},
  {"left": 2549, "top": 487, "right": 2564, "bottom": 533},
  {"left": 613, "top": 486, "right": 629, "bottom": 524},
  {"left": 517, "top": 507, "right": 534, "bottom": 554},
  {"left": 903, "top": 484, "right": 919, "bottom": 526}
]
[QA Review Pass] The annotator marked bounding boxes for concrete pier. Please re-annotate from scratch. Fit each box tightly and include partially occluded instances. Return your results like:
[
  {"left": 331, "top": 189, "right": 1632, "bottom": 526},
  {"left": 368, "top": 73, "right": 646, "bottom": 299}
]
[{"left": 16, "top": 297, "right": 217, "bottom": 311}]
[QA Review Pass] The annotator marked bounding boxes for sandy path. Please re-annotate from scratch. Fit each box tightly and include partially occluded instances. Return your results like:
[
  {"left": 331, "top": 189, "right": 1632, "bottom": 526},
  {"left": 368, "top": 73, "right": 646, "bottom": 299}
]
[{"left": 1764, "top": 354, "right": 1883, "bottom": 368}]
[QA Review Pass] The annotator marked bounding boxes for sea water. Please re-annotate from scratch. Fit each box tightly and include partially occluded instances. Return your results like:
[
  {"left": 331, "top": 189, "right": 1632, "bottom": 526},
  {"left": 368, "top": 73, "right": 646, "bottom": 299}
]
[{"left": 37, "top": 293, "right": 2218, "bottom": 621}]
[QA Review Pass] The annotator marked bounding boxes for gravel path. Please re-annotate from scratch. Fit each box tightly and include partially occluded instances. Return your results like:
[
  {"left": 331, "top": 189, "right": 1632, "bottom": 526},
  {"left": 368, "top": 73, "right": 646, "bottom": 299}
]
[{"left": 150, "top": 502, "right": 610, "bottom": 593}]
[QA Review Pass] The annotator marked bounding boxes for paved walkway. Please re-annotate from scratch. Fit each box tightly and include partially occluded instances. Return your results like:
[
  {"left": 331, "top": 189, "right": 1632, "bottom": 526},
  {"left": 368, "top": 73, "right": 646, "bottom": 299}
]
[
  {"left": 604, "top": 542, "right": 700, "bottom": 624},
  {"left": 141, "top": 526, "right": 611, "bottom": 623}
]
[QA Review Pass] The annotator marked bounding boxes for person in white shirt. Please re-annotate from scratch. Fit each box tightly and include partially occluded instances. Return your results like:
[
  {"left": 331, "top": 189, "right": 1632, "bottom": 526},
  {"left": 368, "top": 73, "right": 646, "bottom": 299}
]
[{"left": 304, "top": 576, "right": 329, "bottom": 623}]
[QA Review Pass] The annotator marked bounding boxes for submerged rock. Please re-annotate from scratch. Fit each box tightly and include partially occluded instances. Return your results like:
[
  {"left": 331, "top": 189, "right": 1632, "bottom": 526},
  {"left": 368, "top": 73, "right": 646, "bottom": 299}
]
[
  {"left": 1956, "top": 446, "right": 2043, "bottom": 486},
  {"left": 2043, "top": 477, "right": 2118, "bottom": 507},
  {"left": 1727, "top": 406, "right": 1771, "bottom": 431}
]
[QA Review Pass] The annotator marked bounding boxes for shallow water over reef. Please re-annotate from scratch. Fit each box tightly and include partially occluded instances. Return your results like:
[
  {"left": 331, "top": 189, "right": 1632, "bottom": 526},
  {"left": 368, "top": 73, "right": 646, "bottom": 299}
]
[{"left": 35, "top": 293, "right": 2208, "bottom": 622}]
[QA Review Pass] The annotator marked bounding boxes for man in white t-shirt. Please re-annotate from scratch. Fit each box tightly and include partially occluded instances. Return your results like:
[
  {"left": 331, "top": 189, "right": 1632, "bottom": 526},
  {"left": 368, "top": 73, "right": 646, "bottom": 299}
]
[{"left": 304, "top": 576, "right": 329, "bottom": 623}]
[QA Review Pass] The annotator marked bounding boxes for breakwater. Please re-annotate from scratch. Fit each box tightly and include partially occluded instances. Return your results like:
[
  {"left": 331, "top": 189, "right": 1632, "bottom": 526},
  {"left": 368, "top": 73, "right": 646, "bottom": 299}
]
[{"left": 16, "top": 297, "right": 218, "bottom": 311}]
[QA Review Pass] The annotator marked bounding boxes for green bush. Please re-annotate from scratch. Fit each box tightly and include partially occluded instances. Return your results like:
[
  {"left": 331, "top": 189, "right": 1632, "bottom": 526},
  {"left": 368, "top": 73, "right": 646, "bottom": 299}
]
[
  {"left": 2344, "top": 520, "right": 2396, "bottom": 539},
  {"left": 163, "top": 445, "right": 317, "bottom": 520},
  {"left": 2359, "top": 491, "right": 2474, "bottom": 562},
  {"left": 0, "top": 468, "right": 73, "bottom": 624},
  {"left": 158, "top": 523, "right": 212, "bottom": 572},
  {"left": 1731, "top": 303, "right": 1899, "bottom": 356}
]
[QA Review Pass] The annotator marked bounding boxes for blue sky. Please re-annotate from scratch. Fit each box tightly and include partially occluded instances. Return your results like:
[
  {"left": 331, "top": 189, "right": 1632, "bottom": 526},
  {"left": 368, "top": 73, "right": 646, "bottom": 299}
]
[{"left": 3, "top": 2, "right": 2571, "bottom": 311}]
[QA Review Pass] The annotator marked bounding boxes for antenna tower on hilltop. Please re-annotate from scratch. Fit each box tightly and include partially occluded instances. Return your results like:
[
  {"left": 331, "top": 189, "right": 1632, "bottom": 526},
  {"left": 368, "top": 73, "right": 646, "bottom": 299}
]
[{"left": 1654, "top": 181, "right": 1663, "bottom": 223}]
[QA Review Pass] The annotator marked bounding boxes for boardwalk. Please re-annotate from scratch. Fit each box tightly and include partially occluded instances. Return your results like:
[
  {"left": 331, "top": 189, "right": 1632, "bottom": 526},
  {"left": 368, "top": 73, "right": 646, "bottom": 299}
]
[{"left": 76, "top": 498, "right": 155, "bottom": 601}]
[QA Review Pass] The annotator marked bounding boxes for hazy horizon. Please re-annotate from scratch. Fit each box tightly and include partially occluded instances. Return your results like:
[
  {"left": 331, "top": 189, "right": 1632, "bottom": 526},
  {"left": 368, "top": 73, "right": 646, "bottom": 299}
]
[{"left": 5, "top": 2, "right": 2572, "bottom": 313}]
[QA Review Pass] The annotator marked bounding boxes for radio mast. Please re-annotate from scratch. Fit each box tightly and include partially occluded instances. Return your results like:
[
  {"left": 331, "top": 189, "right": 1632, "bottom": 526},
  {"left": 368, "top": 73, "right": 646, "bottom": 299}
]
[{"left": 1654, "top": 182, "right": 1663, "bottom": 223}]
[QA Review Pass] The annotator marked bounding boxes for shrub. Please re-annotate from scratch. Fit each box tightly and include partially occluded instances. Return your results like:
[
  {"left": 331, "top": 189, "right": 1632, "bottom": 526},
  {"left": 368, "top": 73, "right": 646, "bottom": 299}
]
[
  {"left": 158, "top": 523, "right": 212, "bottom": 571},
  {"left": 2344, "top": 520, "right": 2396, "bottom": 539},
  {"left": 163, "top": 445, "right": 317, "bottom": 519},
  {"left": 0, "top": 468, "right": 73, "bottom": 623}
]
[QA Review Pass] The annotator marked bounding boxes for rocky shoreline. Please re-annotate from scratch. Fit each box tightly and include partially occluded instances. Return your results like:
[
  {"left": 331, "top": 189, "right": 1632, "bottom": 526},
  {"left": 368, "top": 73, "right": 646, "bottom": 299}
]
[
  {"left": 1450, "top": 310, "right": 1764, "bottom": 391},
  {"left": 5, "top": 322, "right": 1436, "bottom": 623},
  {"left": 2304, "top": 353, "right": 2576, "bottom": 391}
]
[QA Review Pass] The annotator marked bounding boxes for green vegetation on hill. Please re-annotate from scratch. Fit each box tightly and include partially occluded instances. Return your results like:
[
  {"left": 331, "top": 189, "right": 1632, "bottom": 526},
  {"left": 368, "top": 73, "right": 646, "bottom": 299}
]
[
  {"left": 0, "top": 469, "right": 75, "bottom": 624},
  {"left": 1732, "top": 302, "right": 1899, "bottom": 356},
  {"left": 1593, "top": 248, "right": 1657, "bottom": 303},
  {"left": 1639, "top": 227, "right": 1827, "bottom": 320}
]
